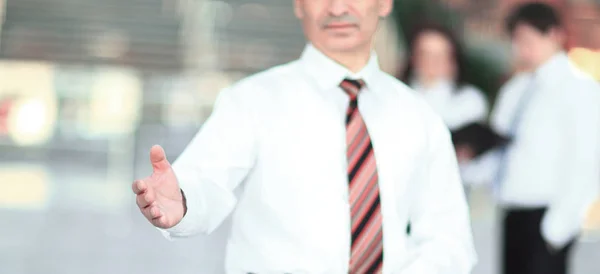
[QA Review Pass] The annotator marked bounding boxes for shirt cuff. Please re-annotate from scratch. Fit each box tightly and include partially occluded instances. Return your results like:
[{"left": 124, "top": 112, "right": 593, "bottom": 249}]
[
  {"left": 158, "top": 188, "right": 202, "bottom": 239},
  {"left": 540, "top": 204, "right": 589, "bottom": 249}
]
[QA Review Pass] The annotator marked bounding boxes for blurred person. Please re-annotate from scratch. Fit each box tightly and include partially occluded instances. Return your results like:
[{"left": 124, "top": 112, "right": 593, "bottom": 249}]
[
  {"left": 400, "top": 23, "right": 488, "bottom": 183},
  {"left": 401, "top": 23, "right": 488, "bottom": 133},
  {"left": 489, "top": 3, "right": 600, "bottom": 274},
  {"left": 132, "top": 0, "right": 476, "bottom": 273}
]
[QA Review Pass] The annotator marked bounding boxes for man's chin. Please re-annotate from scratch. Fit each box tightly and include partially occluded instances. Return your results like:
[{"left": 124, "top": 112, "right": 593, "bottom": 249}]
[{"left": 323, "top": 38, "right": 364, "bottom": 53}]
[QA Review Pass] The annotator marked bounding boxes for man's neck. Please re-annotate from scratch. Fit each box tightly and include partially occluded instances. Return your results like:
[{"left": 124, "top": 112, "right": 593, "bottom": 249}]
[{"left": 314, "top": 44, "right": 372, "bottom": 73}]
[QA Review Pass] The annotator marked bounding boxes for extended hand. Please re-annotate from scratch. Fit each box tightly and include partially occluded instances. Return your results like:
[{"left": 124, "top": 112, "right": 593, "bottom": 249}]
[{"left": 132, "top": 145, "right": 185, "bottom": 229}]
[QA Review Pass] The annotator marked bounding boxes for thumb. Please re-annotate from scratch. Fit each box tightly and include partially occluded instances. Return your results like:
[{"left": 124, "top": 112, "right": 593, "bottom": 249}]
[{"left": 150, "top": 145, "right": 171, "bottom": 173}]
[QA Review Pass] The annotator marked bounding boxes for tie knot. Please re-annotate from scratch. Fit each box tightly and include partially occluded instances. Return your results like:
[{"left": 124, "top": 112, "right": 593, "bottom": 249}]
[{"left": 340, "top": 79, "right": 365, "bottom": 100}]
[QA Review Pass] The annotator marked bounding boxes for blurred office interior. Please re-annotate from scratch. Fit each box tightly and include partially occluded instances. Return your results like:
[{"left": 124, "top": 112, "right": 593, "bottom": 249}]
[{"left": 0, "top": 0, "right": 599, "bottom": 273}]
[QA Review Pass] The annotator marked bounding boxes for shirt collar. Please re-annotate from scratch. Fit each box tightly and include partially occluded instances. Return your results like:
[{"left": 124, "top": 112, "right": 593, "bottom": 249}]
[
  {"left": 411, "top": 78, "right": 456, "bottom": 94},
  {"left": 299, "top": 43, "right": 381, "bottom": 91},
  {"left": 535, "top": 51, "right": 569, "bottom": 80}
]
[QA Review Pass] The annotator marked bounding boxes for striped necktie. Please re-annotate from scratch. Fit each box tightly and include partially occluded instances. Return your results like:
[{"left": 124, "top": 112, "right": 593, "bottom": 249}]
[{"left": 340, "top": 79, "right": 383, "bottom": 273}]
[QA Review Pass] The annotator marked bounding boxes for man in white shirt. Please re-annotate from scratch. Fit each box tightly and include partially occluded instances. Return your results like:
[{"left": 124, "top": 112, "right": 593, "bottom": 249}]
[
  {"left": 491, "top": 3, "right": 600, "bottom": 274},
  {"left": 132, "top": 0, "right": 476, "bottom": 273}
]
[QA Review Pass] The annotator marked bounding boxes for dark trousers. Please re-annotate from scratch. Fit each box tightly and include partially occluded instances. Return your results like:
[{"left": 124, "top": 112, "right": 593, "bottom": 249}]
[{"left": 503, "top": 207, "right": 575, "bottom": 274}]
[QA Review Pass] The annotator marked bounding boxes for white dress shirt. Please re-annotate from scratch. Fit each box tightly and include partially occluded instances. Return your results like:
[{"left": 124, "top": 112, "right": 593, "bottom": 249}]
[
  {"left": 411, "top": 80, "right": 488, "bottom": 131},
  {"left": 162, "top": 44, "right": 476, "bottom": 273},
  {"left": 411, "top": 80, "right": 489, "bottom": 186},
  {"left": 490, "top": 52, "right": 600, "bottom": 248}
]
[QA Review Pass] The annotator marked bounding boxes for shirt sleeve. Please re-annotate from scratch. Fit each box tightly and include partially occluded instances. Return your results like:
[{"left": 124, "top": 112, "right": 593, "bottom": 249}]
[
  {"left": 447, "top": 86, "right": 489, "bottom": 129},
  {"left": 159, "top": 84, "right": 259, "bottom": 239},
  {"left": 400, "top": 114, "right": 477, "bottom": 274},
  {"left": 454, "top": 89, "right": 487, "bottom": 185},
  {"left": 541, "top": 82, "right": 600, "bottom": 249},
  {"left": 460, "top": 79, "right": 525, "bottom": 187}
]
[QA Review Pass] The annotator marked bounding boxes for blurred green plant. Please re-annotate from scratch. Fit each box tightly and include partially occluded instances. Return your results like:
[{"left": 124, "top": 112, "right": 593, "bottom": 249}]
[{"left": 392, "top": 0, "right": 507, "bottom": 105}]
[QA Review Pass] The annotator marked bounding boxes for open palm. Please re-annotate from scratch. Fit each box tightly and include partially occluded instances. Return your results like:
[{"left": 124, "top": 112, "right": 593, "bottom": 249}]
[{"left": 132, "top": 145, "right": 185, "bottom": 229}]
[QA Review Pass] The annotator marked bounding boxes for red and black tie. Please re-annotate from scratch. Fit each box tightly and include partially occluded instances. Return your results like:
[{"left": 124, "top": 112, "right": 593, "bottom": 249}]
[{"left": 340, "top": 79, "right": 383, "bottom": 273}]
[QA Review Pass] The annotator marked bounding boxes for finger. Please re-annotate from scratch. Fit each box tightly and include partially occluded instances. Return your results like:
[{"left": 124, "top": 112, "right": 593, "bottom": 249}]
[
  {"left": 136, "top": 189, "right": 155, "bottom": 209},
  {"left": 132, "top": 180, "right": 147, "bottom": 195},
  {"left": 150, "top": 145, "right": 171, "bottom": 173},
  {"left": 151, "top": 215, "right": 169, "bottom": 229},
  {"left": 142, "top": 205, "right": 164, "bottom": 223},
  {"left": 148, "top": 205, "right": 163, "bottom": 219}
]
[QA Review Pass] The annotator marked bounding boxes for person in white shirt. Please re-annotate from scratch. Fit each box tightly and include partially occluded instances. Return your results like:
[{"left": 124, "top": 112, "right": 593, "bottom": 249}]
[
  {"left": 401, "top": 23, "right": 488, "bottom": 133},
  {"left": 131, "top": 0, "right": 476, "bottom": 273},
  {"left": 400, "top": 23, "right": 489, "bottom": 190},
  {"left": 490, "top": 3, "right": 600, "bottom": 274}
]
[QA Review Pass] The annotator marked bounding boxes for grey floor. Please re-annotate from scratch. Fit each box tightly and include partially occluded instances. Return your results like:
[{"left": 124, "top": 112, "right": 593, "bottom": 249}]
[{"left": 1, "top": 143, "right": 598, "bottom": 274}]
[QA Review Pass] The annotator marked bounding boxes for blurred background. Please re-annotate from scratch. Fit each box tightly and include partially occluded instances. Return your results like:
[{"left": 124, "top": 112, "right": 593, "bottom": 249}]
[{"left": 0, "top": 0, "right": 599, "bottom": 273}]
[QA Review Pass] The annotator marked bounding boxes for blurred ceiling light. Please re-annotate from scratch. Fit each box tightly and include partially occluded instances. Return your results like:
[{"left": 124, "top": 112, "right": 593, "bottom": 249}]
[
  {"left": 88, "top": 69, "right": 141, "bottom": 137},
  {"left": 568, "top": 47, "right": 600, "bottom": 81},
  {"left": 0, "top": 61, "right": 56, "bottom": 144},
  {"left": 6, "top": 96, "right": 56, "bottom": 146}
]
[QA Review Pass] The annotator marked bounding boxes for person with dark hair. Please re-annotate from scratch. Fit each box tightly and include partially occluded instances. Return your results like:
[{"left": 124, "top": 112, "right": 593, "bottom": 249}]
[
  {"left": 402, "top": 23, "right": 488, "bottom": 132},
  {"left": 504, "top": 2, "right": 564, "bottom": 71},
  {"left": 488, "top": 2, "right": 600, "bottom": 274},
  {"left": 400, "top": 23, "right": 488, "bottom": 183}
]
